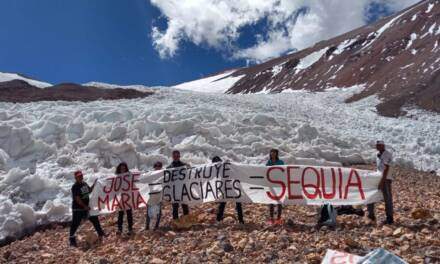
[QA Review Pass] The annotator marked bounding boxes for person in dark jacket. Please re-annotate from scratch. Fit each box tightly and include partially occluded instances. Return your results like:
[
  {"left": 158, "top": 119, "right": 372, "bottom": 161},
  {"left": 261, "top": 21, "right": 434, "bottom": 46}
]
[
  {"left": 146, "top": 161, "right": 163, "bottom": 230},
  {"left": 266, "top": 149, "right": 285, "bottom": 224},
  {"left": 167, "top": 150, "right": 190, "bottom": 220},
  {"left": 69, "top": 170, "right": 105, "bottom": 247},
  {"left": 115, "top": 162, "right": 134, "bottom": 235},
  {"left": 213, "top": 156, "right": 245, "bottom": 224}
]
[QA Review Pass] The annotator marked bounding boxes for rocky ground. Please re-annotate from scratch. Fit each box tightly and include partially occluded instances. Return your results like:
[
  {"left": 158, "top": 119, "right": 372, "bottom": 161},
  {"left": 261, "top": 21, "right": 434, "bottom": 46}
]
[{"left": 1, "top": 166, "right": 439, "bottom": 264}]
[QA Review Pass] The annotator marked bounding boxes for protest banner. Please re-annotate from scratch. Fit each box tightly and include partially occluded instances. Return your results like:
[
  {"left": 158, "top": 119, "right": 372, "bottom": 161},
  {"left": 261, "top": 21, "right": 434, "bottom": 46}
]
[{"left": 89, "top": 162, "right": 383, "bottom": 215}]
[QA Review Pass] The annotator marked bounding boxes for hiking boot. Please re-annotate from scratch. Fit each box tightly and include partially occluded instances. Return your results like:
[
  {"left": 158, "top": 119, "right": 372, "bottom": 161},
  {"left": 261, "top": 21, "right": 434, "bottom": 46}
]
[
  {"left": 69, "top": 236, "right": 77, "bottom": 247},
  {"left": 381, "top": 219, "right": 394, "bottom": 225}
]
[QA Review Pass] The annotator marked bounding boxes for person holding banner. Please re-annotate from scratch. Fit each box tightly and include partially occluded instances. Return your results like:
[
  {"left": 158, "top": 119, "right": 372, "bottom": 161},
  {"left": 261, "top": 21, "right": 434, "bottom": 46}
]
[
  {"left": 145, "top": 161, "right": 163, "bottom": 230},
  {"left": 367, "top": 141, "right": 394, "bottom": 225},
  {"left": 213, "top": 156, "right": 245, "bottom": 224},
  {"left": 266, "top": 149, "right": 285, "bottom": 225},
  {"left": 167, "top": 150, "right": 190, "bottom": 220},
  {"left": 115, "top": 162, "right": 134, "bottom": 235},
  {"left": 69, "top": 170, "right": 105, "bottom": 247}
]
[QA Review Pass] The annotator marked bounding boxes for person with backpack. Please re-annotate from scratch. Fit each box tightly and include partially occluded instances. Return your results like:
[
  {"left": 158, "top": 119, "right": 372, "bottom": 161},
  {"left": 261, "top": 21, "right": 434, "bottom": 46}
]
[
  {"left": 115, "top": 162, "right": 134, "bottom": 235},
  {"left": 145, "top": 161, "right": 163, "bottom": 230},
  {"left": 213, "top": 156, "right": 245, "bottom": 224},
  {"left": 367, "top": 140, "right": 394, "bottom": 225},
  {"left": 167, "top": 150, "right": 190, "bottom": 220},
  {"left": 266, "top": 149, "right": 285, "bottom": 224},
  {"left": 69, "top": 170, "right": 105, "bottom": 247}
]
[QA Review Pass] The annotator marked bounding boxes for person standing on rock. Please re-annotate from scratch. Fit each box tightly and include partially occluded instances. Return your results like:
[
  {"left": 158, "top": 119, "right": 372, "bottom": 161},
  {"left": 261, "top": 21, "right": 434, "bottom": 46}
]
[
  {"left": 213, "top": 156, "right": 245, "bottom": 225},
  {"left": 145, "top": 161, "right": 163, "bottom": 230},
  {"left": 266, "top": 149, "right": 285, "bottom": 225},
  {"left": 367, "top": 140, "right": 394, "bottom": 225},
  {"left": 115, "top": 162, "right": 134, "bottom": 235},
  {"left": 167, "top": 150, "right": 190, "bottom": 220},
  {"left": 69, "top": 170, "right": 105, "bottom": 247}
]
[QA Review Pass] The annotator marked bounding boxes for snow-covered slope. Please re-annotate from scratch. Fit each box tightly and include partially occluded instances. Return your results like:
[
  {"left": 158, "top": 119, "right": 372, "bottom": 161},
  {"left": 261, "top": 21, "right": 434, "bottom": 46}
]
[
  {"left": 174, "top": 71, "right": 244, "bottom": 93},
  {"left": 0, "top": 72, "right": 52, "bottom": 88},
  {"left": 222, "top": 0, "right": 440, "bottom": 117},
  {"left": 84, "top": 82, "right": 157, "bottom": 93},
  {"left": 1, "top": 87, "right": 439, "bottom": 241}
]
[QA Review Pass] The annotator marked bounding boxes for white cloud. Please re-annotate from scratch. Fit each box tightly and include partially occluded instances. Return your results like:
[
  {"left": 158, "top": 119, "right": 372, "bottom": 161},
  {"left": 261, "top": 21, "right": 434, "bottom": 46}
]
[{"left": 150, "top": 0, "right": 419, "bottom": 62}]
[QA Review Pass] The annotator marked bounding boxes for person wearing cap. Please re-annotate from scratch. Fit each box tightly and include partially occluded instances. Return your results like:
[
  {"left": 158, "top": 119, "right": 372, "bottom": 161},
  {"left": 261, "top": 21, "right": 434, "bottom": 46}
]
[
  {"left": 69, "top": 170, "right": 105, "bottom": 247},
  {"left": 266, "top": 149, "right": 285, "bottom": 225},
  {"left": 167, "top": 150, "right": 190, "bottom": 220},
  {"left": 145, "top": 161, "right": 163, "bottom": 230},
  {"left": 213, "top": 156, "right": 245, "bottom": 224},
  {"left": 367, "top": 140, "right": 394, "bottom": 225}
]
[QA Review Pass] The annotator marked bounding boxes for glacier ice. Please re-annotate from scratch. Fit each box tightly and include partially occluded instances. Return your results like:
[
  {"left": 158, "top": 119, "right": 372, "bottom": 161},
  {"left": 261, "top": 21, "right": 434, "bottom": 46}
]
[{"left": 0, "top": 87, "right": 439, "bottom": 241}]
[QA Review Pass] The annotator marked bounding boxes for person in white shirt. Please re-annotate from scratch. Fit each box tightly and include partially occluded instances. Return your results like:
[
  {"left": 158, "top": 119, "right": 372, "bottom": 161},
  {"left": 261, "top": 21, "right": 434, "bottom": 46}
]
[{"left": 367, "top": 140, "right": 394, "bottom": 225}]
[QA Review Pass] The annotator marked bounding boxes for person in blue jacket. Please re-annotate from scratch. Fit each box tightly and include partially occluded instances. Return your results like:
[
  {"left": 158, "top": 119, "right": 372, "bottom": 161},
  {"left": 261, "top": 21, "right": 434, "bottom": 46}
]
[{"left": 266, "top": 149, "right": 285, "bottom": 224}]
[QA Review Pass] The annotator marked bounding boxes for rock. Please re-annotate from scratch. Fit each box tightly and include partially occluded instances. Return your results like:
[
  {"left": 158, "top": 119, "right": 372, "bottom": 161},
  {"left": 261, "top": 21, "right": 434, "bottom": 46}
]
[
  {"left": 382, "top": 226, "right": 393, "bottom": 236},
  {"left": 41, "top": 253, "right": 54, "bottom": 258},
  {"left": 266, "top": 233, "right": 277, "bottom": 243},
  {"left": 400, "top": 244, "right": 410, "bottom": 253},
  {"left": 98, "top": 258, "right": 111, "bottom": 264},
  {"left": 288, "top": 245, "right": 297, "bottom": 252},
  {"left": 411, "top": 208, "right": 432, "bottom": 220},
  {"left": 166, "top": 231, "right": 177, "bottom": 238},
  {"left": 236, "top": 238, "right": 247, "bottom": 250},
  {"left": 150, "top": 257, "right": 166, "bottom": 264},
  {"left": 220, "top": 241, "right": 234, "bottom": 252},
  {"left": 393, "top": 227, "right": 403, "bottom": 236}
]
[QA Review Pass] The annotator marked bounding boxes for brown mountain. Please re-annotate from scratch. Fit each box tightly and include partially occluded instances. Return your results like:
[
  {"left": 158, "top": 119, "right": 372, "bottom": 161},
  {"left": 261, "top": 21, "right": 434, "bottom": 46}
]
[
  {"left": 0, "top": 80, "right": 153, "bottom": 103},
  {"left": 224, "top": 0, "right": 439, "bottom": 117}
]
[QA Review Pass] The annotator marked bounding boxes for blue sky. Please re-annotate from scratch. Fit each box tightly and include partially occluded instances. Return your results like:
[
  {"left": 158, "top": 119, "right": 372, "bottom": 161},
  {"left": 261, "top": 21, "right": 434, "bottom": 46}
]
[{"left": 0, "top": 0, "right": 412, "bottom": 86}]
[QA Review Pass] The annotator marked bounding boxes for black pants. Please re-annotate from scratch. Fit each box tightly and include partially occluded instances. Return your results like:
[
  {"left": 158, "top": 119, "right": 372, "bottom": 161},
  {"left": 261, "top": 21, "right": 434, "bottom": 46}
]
[
  {"left": 172, "top": 203, "right": 189, "bottom": 220},
  {"left": 117, "top": 209, "right": 133, "bottom": 232},
  {"left": 146, "top": 206, "right": 162, "bottom": 230},
  {"left": 269, "top": 204, "right": 283, "bottom": 219},
  {"left": 367, "top": 179, "right": 394, "bottom": 222},
  {"left": 217, "top": 202, "right": 244, "bottom": 224},
  {"left": 70, "top": 210, "right": 104, "bottom": 237}
]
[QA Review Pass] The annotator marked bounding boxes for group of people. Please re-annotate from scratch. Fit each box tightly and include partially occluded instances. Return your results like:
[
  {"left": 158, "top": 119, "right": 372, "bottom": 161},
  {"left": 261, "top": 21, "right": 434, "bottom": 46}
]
[{"left": 69, "top": 141, "right": 394, "bottom": 247}]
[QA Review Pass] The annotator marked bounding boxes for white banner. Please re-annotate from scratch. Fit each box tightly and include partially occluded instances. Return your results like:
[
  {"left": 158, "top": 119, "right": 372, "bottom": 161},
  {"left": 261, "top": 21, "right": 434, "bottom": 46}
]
[{"left": 89, "top": 162, "right": 383, "bottom": 215}]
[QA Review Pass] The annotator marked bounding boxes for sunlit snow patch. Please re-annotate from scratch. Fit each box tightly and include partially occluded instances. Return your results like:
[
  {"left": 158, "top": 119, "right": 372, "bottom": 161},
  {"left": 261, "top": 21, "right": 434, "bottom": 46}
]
[
  {"left": 174, "top": 70, "right": 244, "bottom": 93},
  {"left": 0, "top": 72, "right": 52, "bottom": 88},
  {"left": 295, "top": 48, "right": 327, "bottom": 74}
]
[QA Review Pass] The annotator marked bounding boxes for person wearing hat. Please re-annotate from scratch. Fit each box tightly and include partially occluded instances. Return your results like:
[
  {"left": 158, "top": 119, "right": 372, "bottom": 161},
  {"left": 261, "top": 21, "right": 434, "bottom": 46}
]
[
  {"left": 213, "top": 156, "right": 245, "bottom": 224},
  {"left": 367, "top": 140, "right": 394, "bottom": 225},
  {"left": 69, "top": 170, "right": 105, "bottom": 247}
]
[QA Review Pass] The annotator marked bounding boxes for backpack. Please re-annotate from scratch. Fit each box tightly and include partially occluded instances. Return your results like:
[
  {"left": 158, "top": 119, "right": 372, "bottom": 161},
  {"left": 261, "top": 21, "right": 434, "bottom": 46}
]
[{"left": 319, "top": 204, "right": 337, "bottom": 227}]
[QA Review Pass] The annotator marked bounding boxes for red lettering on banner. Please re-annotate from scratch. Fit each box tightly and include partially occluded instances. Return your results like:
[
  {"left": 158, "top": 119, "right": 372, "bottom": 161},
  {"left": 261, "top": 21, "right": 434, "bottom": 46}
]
[
  {"left": 321, "top": 168, "right": 336, "bottom": 199},
  {"left": 287, "top": 166, "right": 302, "bottom": 199},
  {"left": 344, "top": 169, "right": 365, "bottom": 200},
  {"left": 338, "top": 168, "right": 343, "bottom": 199},
  {"left": 121, "top": 174, "right": 131, "bottom": 192},
  {"left": 266, "top": 167, "right": 286, "bottom": 201},
  {"left": 302, "top": 167, "right": 321, "bottom": 199},
  {"left": 111, "top": 195, "right": 122, "bottom": 211},
  {"left": 103, "top": 177, "right": 115, "bottom": 193},
  {"left": 114, "top": 176, "right": 122, "bottom": 191},
  {"left": 98, "top": 194, "right": 110, "bottom": 211},
  {"left": 136, "top": 193, "right": 147, "bottom": 208},
  {"left": 121, "top": 192, "right": 131, "bottom": 209},
  {"left": 132, "top": 173, "right": 140, "bottom": 191}
]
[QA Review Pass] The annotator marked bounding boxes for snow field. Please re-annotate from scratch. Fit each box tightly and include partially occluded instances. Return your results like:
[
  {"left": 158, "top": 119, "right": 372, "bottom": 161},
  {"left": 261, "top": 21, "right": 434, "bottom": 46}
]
[{"left": 0, "top": 87, "right": 439, "bottom": 240}]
